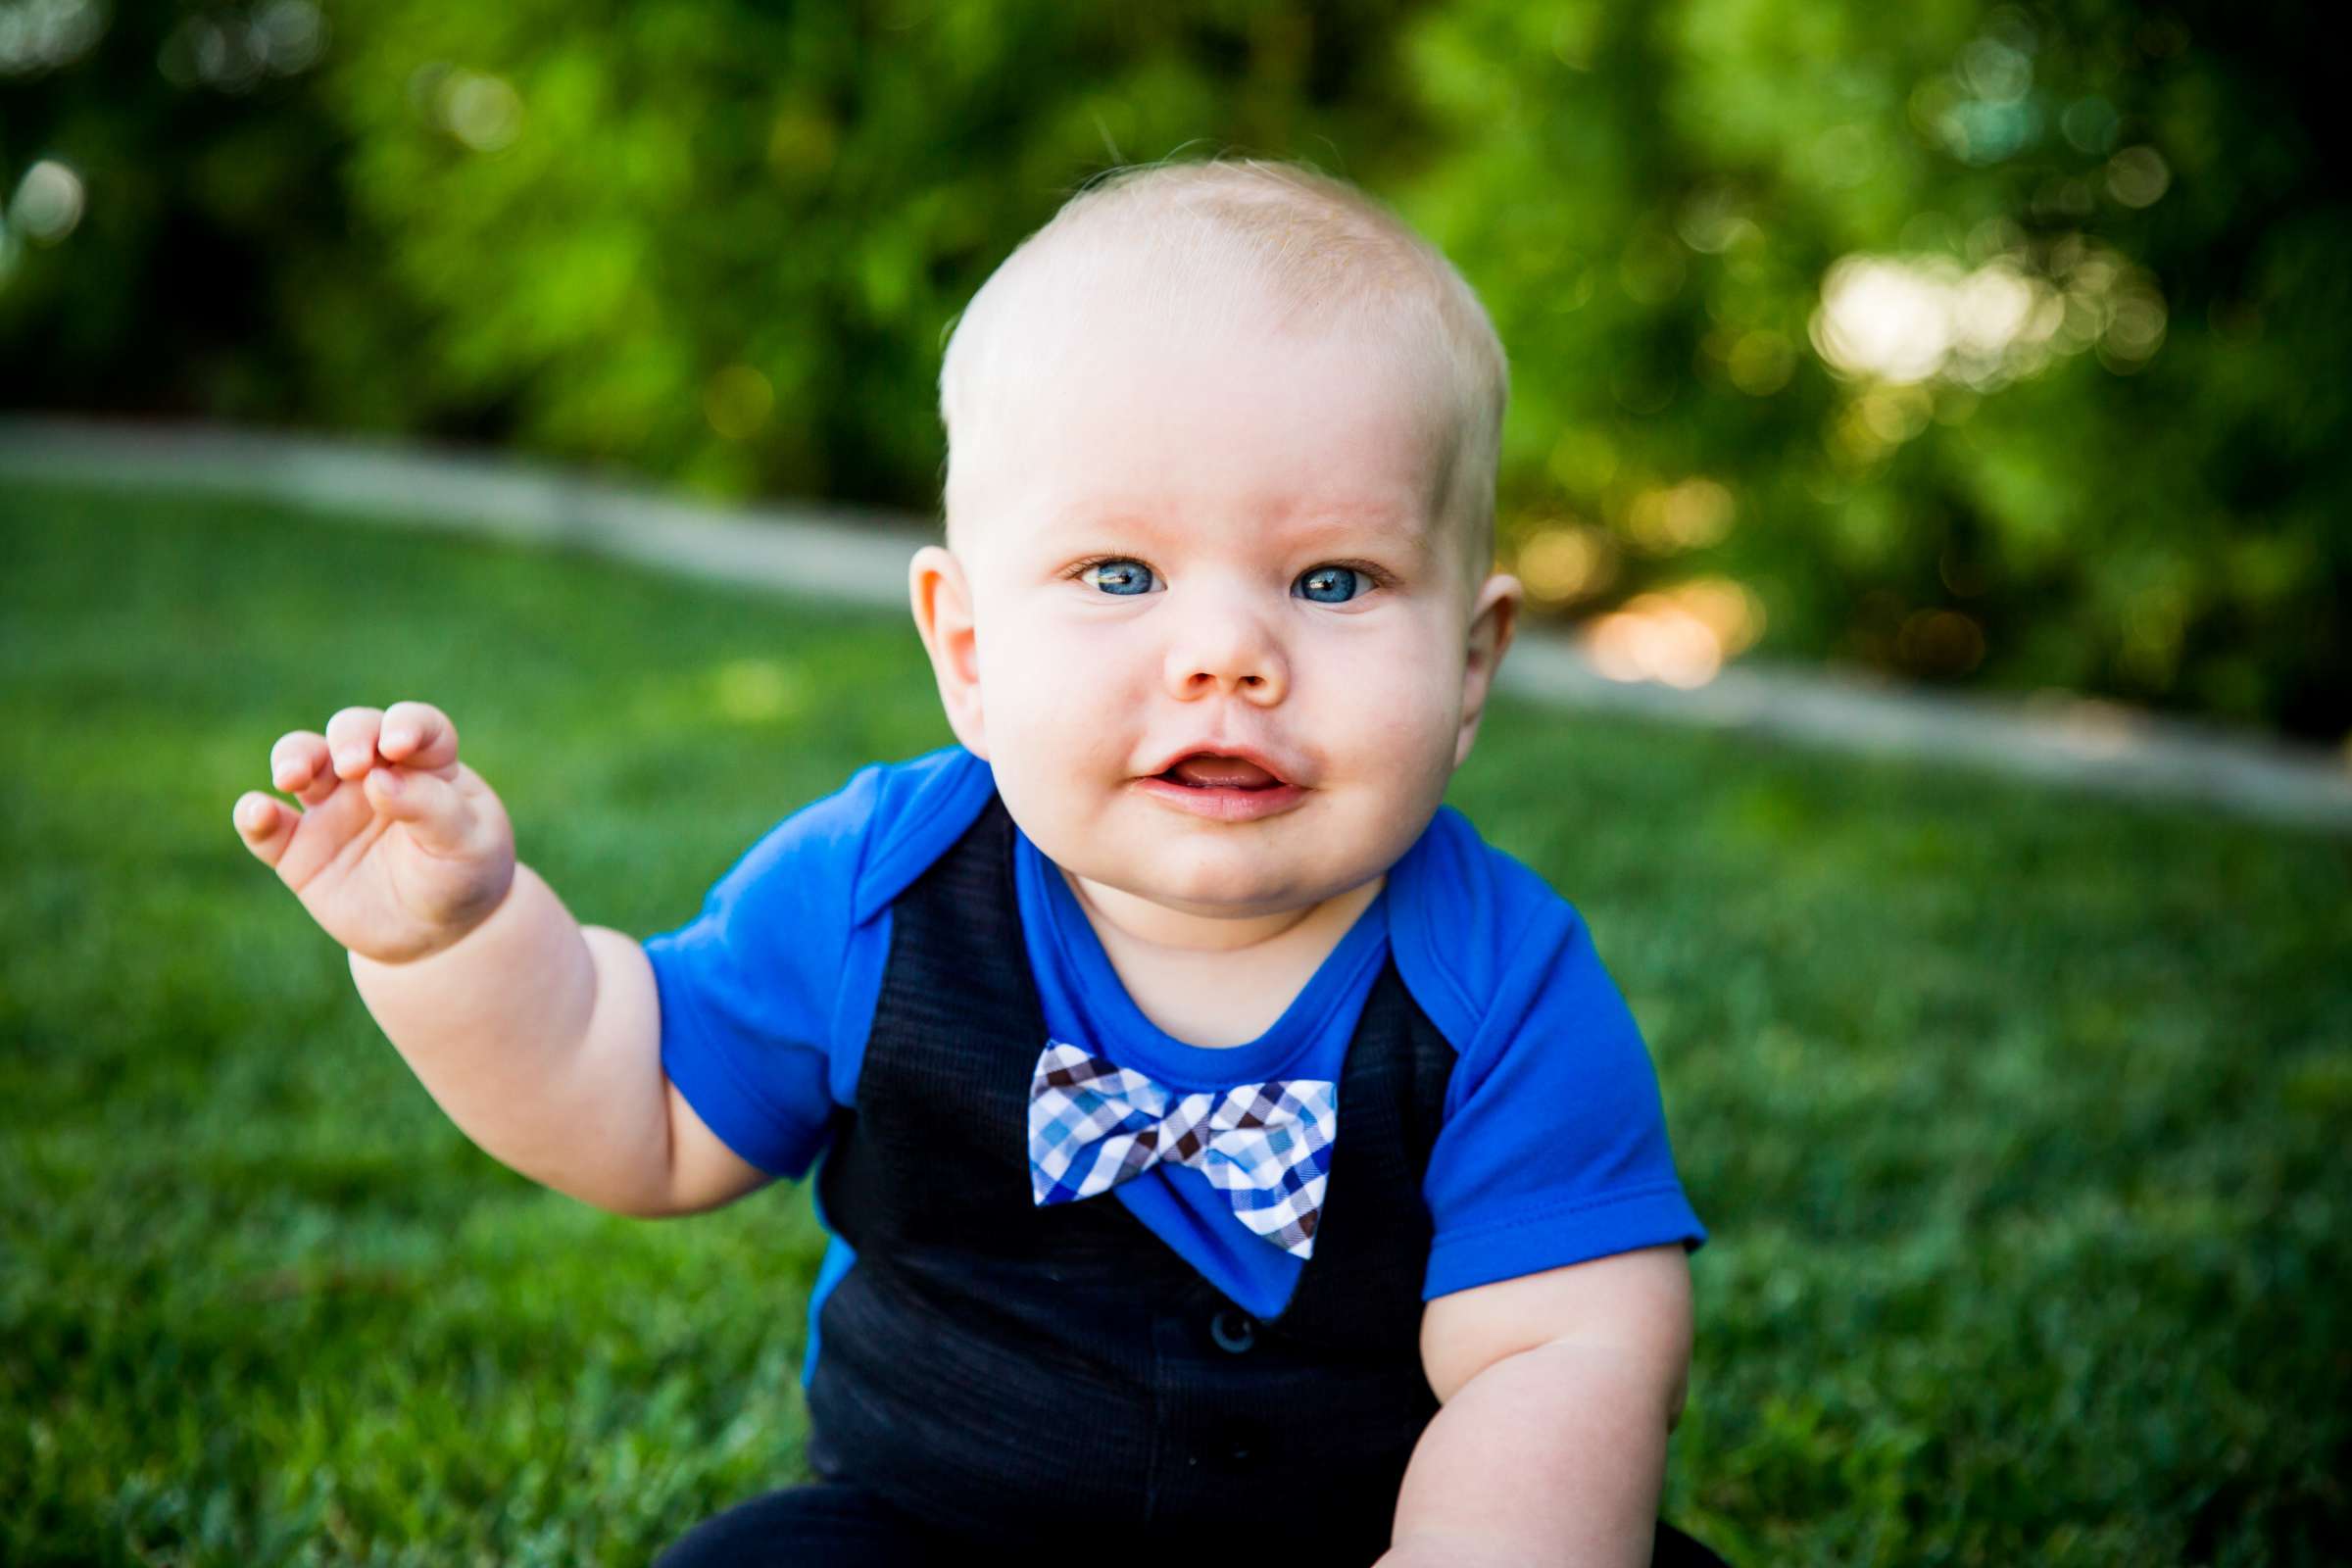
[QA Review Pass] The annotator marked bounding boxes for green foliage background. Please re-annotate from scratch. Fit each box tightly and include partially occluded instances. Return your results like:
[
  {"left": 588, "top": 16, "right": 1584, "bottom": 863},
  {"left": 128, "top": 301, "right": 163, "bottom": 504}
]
[{"left": 3, "top": 0, "right": 2345, "bottom": 733}]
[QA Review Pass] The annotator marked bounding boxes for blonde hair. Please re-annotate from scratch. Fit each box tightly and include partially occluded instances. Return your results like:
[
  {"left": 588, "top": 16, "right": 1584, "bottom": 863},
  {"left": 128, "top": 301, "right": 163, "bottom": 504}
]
[{"left": 937, "top": 155, "right": 1509, "bottom": 577}]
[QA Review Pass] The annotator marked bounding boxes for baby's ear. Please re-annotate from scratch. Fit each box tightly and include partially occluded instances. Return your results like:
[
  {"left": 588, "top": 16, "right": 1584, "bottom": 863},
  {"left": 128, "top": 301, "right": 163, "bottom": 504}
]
[
  {"left": 909, "top": 545, "right": 988, "bottom": 758},
  {"left": 1453, "top": 571, "right": 1522, "bottom": 769}
]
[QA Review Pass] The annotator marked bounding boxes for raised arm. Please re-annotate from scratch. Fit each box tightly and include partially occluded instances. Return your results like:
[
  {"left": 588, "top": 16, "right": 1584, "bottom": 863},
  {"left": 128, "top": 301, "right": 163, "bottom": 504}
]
[{"left": 235, "top": 701, "right": 768, "bottom": 1217}]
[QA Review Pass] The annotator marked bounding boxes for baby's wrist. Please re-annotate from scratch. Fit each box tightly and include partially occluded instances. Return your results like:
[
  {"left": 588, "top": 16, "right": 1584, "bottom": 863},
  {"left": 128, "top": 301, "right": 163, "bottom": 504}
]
[
  {"left": 348, "top": 857, "right": 528, "bottom": 974},
  {"left": 352, "top": 856, "right": 520, "bottom": 969}
]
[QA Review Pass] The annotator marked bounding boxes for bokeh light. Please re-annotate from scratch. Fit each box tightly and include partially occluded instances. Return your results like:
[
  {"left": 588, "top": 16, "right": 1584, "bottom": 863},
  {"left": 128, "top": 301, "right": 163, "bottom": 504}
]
[
  {"left": 1582, "top": 577, "right": 1768, "bottom": 691},
  {"left": 1813, "top": 231, "right": 2166, "bottom": 395},
  {"left": 8, "top": 160, "right": 83, "bottom": 244},
  {"left": 157, "top": 1, "right": 326, "bottom": 90},
  {"left": 0, "top": 0, "right": 102, "bottom": 75},
  {"left": 1625, "top": 479, "right": 1737, "bottom": 555},
  {"left": 703, "top": 366, "right": 775, "bottom": 442},
  {"left": 1512, "top": 523, "right": 1618, "bottom": 605}
]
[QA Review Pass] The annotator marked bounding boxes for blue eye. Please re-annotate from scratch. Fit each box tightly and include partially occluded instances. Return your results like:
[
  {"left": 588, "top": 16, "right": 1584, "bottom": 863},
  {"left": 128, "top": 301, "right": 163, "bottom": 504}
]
[
  {"left": 1082, "top": 559, "right": 1156, "bottom": 596},
  {"left": 1294, "top": 564, "right": 1366, "bottom": 604}
]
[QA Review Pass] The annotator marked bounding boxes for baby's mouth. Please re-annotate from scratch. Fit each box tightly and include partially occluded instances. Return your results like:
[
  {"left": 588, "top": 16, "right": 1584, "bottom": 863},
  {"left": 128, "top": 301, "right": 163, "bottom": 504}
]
[{"left": 1158, "top": 755, "right": 1286, "bottom": 790}]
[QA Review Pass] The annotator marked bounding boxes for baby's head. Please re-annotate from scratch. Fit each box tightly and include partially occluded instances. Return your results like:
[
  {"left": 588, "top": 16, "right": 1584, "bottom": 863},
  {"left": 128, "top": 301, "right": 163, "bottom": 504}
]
[{"left": 909, "top": 156, "right": 1521, "bottom": 926}]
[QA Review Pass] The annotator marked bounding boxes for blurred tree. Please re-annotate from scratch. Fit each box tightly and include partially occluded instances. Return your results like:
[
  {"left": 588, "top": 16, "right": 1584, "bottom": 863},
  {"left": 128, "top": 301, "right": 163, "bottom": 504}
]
[
  {"left": 1, "top": 0, "right": 2343, "bottom": 736},
  {"left": 1405, "top": 0, "right": 2348, "bottom": 732},
  {"left": 0, "top": 0, "right": 405, "bottom": 419},
  {"left": 288, "top": 0, "right": 1431, "bottom": 501}
]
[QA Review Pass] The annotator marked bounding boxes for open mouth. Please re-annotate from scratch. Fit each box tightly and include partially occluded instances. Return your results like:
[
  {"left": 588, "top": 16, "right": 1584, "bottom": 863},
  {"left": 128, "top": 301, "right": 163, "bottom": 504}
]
[
  {"left": 1156, "top": 754, "right": 1288, "bottom": 791},
  {"left": 1135, "top": 751, "right": 1305, "bottom": 821}
]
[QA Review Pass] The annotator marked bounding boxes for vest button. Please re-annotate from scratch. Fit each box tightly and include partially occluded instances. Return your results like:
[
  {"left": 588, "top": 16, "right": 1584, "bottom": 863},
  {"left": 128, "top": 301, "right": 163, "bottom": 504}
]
[
  {"left": 1213, "top": 1416, "right": 1269, "bottom": 1467},
  {"left": 1209, "top": 1307, "right": 1256, "bottom": 1353}
]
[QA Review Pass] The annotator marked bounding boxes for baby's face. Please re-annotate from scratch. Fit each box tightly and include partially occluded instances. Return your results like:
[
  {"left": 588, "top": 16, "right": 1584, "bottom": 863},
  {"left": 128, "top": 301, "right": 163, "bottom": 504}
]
[{"left": 914, "top": 304, "right": 1518, "bottom": 924}]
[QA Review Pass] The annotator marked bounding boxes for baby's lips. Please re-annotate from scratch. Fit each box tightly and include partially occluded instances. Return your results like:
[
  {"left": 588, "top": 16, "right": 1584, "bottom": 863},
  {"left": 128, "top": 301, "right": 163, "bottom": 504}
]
[{"left": 1166, "top": 755, "right": 1282, "bottom": 789}]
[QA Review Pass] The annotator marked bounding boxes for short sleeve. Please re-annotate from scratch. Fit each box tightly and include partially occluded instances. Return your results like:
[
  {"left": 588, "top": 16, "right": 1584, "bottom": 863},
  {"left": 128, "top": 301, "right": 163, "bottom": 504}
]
[
  {"left": 641, "top": 765, "right": 886, "bottom": 1180},
  {"left": 1396, "top": 811, "right": 1706, "bottom": 1300}
]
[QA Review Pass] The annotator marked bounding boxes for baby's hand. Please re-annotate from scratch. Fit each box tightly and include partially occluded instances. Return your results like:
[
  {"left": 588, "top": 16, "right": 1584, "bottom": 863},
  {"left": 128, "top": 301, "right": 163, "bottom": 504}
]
[{"left": 232, "top": 702, "right": 517, "bottom": 965}]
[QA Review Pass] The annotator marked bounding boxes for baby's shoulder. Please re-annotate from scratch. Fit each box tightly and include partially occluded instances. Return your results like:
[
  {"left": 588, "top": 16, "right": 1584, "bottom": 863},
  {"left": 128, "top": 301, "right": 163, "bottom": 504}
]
[
  {"left": 710, "top": 746, "right": 994, "bottom": 920},
  {"left": 841, "top": 745, "right": 996, "bottom": 919},
  {"left": 1389, "top": 806, "right": 1595, "bottom": 1050}
]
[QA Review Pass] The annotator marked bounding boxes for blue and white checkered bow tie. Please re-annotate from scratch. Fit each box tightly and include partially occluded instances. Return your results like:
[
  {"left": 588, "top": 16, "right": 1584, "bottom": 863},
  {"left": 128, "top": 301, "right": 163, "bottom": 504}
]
[{"left": 1027, "top": 1041, "right": 1339, "bottom": 1258}]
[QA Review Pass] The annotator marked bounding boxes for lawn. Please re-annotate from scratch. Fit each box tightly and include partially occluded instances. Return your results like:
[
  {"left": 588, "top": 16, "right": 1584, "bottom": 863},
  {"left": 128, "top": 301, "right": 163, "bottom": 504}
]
[{"left": 2, "top": 480, "right": 2345, "bottom": 1566}]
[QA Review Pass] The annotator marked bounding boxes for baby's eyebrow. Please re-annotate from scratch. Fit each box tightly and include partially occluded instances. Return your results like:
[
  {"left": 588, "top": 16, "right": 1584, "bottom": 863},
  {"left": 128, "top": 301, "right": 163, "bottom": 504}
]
[
  {"left": 1038, "top": 498, "right": 1434, "bottom": 559},
  {"left": 1273, "top": 508, "right": 1434, "bottom": 555}
]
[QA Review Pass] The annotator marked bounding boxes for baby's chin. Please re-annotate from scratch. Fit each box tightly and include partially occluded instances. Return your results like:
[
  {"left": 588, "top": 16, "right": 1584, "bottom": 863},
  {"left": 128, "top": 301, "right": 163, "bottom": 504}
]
[{"left": 1080, "top": 844, "right": 1366, "bottom": 920}]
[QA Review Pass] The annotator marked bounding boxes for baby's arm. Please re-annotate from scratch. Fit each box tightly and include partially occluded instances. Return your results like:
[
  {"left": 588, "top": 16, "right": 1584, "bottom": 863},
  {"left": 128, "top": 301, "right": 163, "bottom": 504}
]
[
  {"left": 1381, "top": 1244, "right": 1691, "bottom": 1568},
  {"left": 235, "top": 701, "right": 767, "bottom": 1218}
]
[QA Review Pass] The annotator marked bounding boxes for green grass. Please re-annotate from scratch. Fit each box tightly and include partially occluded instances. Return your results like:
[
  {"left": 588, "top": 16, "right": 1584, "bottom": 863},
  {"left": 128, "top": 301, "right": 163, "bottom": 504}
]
[{"left": 3, "top": 481, "right": 2346, "bottom": 1566}]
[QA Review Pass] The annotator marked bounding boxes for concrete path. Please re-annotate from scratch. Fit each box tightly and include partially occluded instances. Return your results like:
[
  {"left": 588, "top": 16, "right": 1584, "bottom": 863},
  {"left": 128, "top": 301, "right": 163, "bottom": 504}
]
[{"left": 7, "top": 416, "right": 2347, "bottom": 835}]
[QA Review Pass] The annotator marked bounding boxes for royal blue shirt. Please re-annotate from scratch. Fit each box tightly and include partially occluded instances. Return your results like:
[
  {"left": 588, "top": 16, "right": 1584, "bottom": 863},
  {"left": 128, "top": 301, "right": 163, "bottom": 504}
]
[{"left": 645, "top": 747, "right": 1705, "bottom": 1356}]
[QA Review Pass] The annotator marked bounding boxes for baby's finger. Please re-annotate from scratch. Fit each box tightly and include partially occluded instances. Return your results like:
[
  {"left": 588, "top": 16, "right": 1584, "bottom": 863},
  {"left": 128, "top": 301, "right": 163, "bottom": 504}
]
[
  {"left": 323, "top": 706, "right": 386, "bottom": 782},
  {"left": 377, "top": 701, "right": 461, "bottom": 774},
  {"left": 363, "top": 760, "right": 468, "bottom": 843},
  {"left": 270, "top": 731, "right": 340, "bottom": 808},
  {"left": 232, "top": 791, "right": 299, "bottom": 867}
]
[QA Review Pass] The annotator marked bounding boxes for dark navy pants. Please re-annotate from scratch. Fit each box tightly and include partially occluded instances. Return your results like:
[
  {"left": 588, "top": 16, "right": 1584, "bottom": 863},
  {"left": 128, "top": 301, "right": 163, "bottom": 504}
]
[{"left": 655, "top": 1477, "right": 1734, "bottom": 1566}]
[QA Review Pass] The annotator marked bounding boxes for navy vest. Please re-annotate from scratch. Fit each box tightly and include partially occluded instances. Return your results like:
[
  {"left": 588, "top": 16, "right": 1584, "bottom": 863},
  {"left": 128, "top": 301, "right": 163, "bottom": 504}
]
[{"left": 807, "top": 793, "right": 1458, "bottom": 1553}]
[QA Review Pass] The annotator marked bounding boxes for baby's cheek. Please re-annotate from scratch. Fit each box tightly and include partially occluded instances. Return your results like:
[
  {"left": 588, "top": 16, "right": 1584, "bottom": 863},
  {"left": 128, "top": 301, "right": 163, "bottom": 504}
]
[
  {"left": 983, "top": 668, "right": 1127, "bottom": 782},
  {"left": 1350, "top": 660, "right": 1456, "bottom": 752}
]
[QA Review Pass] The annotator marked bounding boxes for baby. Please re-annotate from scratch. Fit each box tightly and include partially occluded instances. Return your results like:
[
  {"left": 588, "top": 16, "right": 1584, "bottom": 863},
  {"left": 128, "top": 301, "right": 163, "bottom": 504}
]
[{"left": 234, "top": 158, "right": 1717, "bottom": 1567}]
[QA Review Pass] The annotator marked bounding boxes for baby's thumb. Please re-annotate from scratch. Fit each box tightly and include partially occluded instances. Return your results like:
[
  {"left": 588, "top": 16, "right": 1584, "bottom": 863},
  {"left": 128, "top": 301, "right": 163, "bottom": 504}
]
[{"left": 364, "top": 762, "right": 467, "bottom": 842}]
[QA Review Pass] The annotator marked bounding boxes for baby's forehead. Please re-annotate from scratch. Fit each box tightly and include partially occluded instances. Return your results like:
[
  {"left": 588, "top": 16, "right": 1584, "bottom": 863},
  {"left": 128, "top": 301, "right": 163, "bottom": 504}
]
[
  {"left": 956, "top": 319, "right": 1456, "bottom": 548},
  {"left": 961, "top": 214, "right": 1453, "bottom": 398}
]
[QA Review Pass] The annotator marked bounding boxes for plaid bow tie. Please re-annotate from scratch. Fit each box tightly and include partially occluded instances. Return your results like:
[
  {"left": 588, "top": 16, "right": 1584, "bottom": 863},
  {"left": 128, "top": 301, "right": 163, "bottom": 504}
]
[{"left": 1027, "top": 1041, "right": 1339, "bottom": 1258}]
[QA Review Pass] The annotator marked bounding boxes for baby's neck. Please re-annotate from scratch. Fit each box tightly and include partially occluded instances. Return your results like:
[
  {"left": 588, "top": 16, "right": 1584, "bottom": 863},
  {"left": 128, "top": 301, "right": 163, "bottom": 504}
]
[{"left": 1060, "top": 869, "right": 1386, "bottom": 1048}]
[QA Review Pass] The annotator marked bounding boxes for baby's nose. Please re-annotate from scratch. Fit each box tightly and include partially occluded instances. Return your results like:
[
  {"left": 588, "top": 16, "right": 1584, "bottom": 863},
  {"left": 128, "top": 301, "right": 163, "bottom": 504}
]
[{"left": 1162, "top": 609, "right": 1287, "bottom": 703}]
